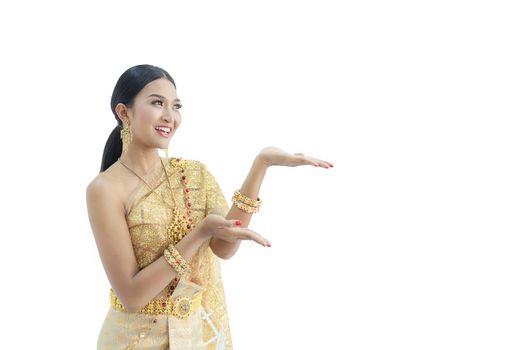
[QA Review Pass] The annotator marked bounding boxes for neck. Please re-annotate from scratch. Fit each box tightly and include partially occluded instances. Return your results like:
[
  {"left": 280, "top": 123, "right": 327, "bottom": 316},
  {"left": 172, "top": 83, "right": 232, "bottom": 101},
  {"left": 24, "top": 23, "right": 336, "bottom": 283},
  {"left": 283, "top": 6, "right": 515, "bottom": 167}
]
[{"left": 119, "top": 144, "right": 163, "bottom": 177}]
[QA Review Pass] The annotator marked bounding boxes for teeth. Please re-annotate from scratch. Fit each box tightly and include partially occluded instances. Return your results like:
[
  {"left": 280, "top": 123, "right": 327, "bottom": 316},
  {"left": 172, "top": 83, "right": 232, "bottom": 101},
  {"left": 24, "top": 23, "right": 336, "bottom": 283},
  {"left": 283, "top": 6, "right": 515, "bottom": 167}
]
[{"left": 155, "top": 127, "right": 170, "bottom": 133}]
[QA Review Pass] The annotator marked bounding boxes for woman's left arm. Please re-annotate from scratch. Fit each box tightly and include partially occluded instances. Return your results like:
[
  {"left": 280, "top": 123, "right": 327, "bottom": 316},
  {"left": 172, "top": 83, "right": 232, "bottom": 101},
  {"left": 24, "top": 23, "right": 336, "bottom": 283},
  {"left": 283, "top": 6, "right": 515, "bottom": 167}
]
[
  {"left": 209, "top": 154, "right": 269, "bottom": 259},
  {"left": 209, "top": 147, "right": 334, "bottom": 259}
]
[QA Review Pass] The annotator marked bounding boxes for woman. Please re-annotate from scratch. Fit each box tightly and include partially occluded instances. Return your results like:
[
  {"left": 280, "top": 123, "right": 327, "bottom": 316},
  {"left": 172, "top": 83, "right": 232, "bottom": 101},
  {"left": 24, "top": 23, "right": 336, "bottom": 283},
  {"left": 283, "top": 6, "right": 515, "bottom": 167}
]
[{"left": 86, "top": 64, "right": 333, "bottom": 350}]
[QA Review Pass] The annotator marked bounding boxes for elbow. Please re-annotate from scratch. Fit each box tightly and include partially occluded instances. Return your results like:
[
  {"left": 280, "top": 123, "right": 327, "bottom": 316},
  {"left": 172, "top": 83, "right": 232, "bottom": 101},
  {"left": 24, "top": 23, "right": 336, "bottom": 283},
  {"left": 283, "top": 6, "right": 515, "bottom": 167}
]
[
  {"left": 219, "top": 252, "right": 234, "bottom": 260},
  {"left": 209, "top": 237, "right": 239, "bottom": 260},
  {"left": 215, "top": 248, "right": 238, "bottom": 260},
  {"left": 212, "top": 249, "right": 231, "bottom": 260},
  {"left": 114, "top": 290, "right": 143, "bottom": 313},
  {"left": 223, "top": 245, "right": 241, "bottom": 260},
  {"left": 211, "top": 244, "right": 235, "bottom": 260},
  {"left": 122, "top": 292, "right": 149, "bottom": 313},
  {"left": 121, "top": 299, "right": 143, "bottom": 313}
]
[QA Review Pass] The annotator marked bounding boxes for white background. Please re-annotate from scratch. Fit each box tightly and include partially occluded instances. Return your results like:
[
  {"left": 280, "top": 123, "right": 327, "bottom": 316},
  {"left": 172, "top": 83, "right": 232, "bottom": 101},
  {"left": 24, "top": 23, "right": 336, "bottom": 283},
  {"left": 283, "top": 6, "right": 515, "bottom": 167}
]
[{"left": 1, "top": 0, "right": 524, "bottom": 349}]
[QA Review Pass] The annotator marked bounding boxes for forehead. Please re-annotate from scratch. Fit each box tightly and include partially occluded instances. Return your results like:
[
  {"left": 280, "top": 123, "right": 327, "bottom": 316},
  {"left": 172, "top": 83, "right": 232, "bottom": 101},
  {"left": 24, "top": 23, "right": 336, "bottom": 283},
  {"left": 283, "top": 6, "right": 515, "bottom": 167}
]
[{"left": 138, "top": 78, "right": 178, "bottom": 100}]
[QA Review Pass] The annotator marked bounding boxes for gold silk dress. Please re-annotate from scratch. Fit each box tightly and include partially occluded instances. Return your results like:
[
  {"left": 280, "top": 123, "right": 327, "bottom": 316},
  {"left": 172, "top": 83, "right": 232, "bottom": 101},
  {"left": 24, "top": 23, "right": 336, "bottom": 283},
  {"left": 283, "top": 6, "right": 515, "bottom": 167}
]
[{"left": 97, "top": 157, "right": 234, "bottom": 350}]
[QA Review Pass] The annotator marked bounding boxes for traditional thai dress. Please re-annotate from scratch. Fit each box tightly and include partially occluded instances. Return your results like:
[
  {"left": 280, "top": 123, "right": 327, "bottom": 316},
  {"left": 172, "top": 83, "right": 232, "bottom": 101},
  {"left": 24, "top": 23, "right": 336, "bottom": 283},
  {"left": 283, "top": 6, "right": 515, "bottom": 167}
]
[{"left": 96, "top": 157, "right": 234, "bottom": 350}]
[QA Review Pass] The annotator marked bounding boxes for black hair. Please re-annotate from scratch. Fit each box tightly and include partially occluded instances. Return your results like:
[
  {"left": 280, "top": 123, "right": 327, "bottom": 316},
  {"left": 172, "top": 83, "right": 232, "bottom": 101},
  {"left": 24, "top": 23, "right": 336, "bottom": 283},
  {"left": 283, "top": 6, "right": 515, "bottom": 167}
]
[{"left": 99, "top": 64, "right": 176, "bottom": 172}]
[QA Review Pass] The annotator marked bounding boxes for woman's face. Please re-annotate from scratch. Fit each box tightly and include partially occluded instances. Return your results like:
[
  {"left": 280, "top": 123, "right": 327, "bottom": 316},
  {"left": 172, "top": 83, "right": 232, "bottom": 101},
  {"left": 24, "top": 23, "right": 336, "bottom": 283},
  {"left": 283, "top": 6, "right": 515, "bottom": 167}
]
[{"left": 119, "top": 78, "right": 181, "bottom": 150}]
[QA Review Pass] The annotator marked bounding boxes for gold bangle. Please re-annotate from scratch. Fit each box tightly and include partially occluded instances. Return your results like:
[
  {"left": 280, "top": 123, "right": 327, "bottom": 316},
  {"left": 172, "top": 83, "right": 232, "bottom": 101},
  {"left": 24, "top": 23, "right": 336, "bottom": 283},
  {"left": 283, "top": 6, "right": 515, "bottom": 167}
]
[
  {"left": 164, "top": 244, "right": 191, "bottom": 277},
  {"left": 232, "top": 189, "right": 261, "bottom": 207},
  {"left": 167, "top": 244, "right": 191, "bottom": 273},
  {"left": 164, "top": 249, "right": 186, "bottom": 276},
  {"left": 232, "top": 198, "right": 260, "bottom": 214}
]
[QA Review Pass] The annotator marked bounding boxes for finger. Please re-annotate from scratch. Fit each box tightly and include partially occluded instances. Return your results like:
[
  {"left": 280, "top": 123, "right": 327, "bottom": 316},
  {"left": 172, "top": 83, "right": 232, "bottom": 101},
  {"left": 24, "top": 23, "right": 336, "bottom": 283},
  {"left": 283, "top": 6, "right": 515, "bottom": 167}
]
[
  {"left": 299, "top": 155, "right": 319, "bottom": 167},
  {"left": 309, "top": 157, "right": 332, "bottom": 168},
  {"left": 228, "top": 219, "right": 242, "bottom": 227},
  {"left": 318, "top": 158, "right": 334, "bottom": 167},
  {"left": 293, "top": 152, "right": 320, "bottom": 167},
  {"left": 236, "top": 228, "right": 271, "bottom": 247},
  {"left": 248, "top": 232, "right": 272, "bottom": 247}
]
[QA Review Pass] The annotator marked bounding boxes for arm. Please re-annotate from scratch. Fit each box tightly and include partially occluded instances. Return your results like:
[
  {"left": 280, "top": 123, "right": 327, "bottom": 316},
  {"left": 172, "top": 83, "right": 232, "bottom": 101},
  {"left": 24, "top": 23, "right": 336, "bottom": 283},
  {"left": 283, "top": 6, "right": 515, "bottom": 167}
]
[
  {"left": 209, "top": 155, "right": 269, "bottom": 260},
  {"left": 86, "top": 178, "right": 211, "bottom": 313},
  {"left": 208, "top": 147, "right": 333, "bottom": 259}
]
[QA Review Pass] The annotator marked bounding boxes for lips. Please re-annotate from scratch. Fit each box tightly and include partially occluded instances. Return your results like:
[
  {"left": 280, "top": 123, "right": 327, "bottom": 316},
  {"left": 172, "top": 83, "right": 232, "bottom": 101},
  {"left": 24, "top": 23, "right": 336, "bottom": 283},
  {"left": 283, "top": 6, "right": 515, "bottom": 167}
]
[{"left": 155, "top": 126, "right": 171, "bottom": 138}]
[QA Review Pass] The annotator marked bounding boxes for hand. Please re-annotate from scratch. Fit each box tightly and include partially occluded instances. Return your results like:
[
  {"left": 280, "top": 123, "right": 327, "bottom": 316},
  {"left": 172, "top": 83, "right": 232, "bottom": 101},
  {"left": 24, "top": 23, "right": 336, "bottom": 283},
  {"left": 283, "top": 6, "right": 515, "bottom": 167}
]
[
  {"left": 196, "top": 214, "right": 272, "bottom": 247},
  {"left": 257, "top": 146, "right": 334, "bottom": 168}
]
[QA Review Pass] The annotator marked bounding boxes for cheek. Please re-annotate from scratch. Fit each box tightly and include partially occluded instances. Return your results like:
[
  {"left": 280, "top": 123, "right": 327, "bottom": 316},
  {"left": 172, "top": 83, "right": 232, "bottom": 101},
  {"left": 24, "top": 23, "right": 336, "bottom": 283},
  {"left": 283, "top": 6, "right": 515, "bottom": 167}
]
[
  {"left": 138, "top": 106, "right": 162, "bottom": 123},
  {"left": 143, "top": 105, "right": 160, "bottom": 116}
]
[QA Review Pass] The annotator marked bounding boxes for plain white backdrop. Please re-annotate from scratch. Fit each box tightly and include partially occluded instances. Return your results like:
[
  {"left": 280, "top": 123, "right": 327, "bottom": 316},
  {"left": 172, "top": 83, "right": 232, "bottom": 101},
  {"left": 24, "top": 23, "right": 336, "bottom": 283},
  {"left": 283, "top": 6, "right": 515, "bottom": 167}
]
[{"left": 1, "top": 0, "right": 524, "bottom": 349}]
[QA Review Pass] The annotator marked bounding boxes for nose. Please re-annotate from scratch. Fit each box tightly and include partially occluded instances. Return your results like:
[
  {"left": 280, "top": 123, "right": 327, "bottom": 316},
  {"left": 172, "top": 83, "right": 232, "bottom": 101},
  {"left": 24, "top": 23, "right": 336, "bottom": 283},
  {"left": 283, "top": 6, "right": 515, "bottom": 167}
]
[{"left": 162, "top": 108, "right": 175, "bottom": 124}]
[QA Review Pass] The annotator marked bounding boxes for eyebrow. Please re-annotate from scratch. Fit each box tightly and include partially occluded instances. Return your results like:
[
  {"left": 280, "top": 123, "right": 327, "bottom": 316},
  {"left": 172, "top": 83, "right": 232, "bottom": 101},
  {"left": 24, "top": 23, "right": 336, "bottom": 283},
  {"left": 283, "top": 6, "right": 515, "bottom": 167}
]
[{"left": 147, "top": 93, "right": 181, "bottom": 102}]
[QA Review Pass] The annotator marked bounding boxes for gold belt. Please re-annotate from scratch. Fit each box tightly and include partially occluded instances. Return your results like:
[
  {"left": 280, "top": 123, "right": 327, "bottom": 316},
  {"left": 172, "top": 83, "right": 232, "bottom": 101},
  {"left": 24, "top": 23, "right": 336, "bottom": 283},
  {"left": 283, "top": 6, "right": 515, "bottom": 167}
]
[{"left": 109, "top": 288, "right": 202, "bottom": 319}]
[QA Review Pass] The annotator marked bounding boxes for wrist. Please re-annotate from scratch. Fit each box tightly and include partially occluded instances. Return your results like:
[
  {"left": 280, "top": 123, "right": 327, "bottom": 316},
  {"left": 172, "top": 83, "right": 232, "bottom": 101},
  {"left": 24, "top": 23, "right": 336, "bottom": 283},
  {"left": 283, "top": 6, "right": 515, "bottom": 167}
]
[{"left": 195, "top": 221, "right": 212, "bottom": 240}]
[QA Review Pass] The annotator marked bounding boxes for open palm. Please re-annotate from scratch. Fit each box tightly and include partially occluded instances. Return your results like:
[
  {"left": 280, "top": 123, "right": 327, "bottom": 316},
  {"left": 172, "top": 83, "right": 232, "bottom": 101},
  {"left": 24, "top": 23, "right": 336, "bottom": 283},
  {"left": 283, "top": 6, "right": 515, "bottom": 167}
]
[{"left": 258, "top": 146, "right": 333, "bottom": 168}]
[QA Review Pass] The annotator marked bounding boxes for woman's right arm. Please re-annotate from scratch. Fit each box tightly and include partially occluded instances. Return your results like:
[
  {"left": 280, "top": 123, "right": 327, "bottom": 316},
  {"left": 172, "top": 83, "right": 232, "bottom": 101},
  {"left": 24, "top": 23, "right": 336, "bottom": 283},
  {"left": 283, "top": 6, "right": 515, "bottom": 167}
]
[{"left": 86, "top": 177, "right": 210, "bottom": 313}]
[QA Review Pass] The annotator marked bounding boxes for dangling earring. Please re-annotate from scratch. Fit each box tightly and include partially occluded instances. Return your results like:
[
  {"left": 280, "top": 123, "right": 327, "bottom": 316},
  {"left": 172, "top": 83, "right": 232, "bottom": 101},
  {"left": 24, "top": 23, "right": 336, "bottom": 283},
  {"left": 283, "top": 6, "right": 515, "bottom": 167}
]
[{"left": 120, "top": 122, "right": 132, "bottom": 153}]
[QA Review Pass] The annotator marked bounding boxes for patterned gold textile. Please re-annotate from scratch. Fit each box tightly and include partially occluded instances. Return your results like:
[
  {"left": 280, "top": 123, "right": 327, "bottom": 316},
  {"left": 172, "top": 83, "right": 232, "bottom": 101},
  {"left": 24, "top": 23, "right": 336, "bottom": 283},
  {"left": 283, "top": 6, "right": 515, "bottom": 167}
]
[{"left": 97, "top": 157, "right": 233, "bottom": 350}]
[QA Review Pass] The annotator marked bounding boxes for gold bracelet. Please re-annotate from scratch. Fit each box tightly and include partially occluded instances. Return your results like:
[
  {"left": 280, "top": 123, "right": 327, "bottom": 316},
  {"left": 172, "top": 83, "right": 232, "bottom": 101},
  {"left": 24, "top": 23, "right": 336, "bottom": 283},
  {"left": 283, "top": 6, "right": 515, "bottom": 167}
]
[
  {"left": 164, "top": 249, "right": 187, "bottom": 277},
  {"left": 232, "top": 197, "right": 260, "bottom": 214},
  {"left": 164, "top": 249, "right": 190, "bottom": 277},
  {"left": 164, "top": 244, "right": 191, "bottom": 277},
  {"left": 167, "top": 244, "right": 191, "bottom": 273},
  {"left": 232, "top": 189, "right": 262, "bottom": 207}
]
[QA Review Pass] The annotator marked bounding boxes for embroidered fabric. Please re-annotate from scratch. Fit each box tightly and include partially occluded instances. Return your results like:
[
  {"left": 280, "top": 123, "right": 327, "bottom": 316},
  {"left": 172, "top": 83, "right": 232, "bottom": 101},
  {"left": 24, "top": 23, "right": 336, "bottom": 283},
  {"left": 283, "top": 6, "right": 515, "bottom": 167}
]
[{"left": 97, "top": 157, "right": 233, "bottom": 350}]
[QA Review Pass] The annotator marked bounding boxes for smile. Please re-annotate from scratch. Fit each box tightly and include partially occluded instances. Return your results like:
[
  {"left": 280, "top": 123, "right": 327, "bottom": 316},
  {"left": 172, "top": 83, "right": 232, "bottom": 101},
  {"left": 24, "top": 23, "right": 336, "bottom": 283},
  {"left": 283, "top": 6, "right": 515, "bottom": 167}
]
[{"left": 155, "top": 126, "right": 171, "bottom": 137}]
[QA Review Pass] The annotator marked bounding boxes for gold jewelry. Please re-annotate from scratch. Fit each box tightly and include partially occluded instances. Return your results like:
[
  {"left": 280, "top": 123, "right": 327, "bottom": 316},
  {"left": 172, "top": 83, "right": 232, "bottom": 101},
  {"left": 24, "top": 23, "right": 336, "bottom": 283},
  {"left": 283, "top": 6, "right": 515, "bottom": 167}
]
[
  {"left": 164, "top": 158, "right": 196, "bottom": 243},
  {"left": 232, "top": 199, "right": 260, "bottom": 213},
  {"left": 120, "top": 123, "right": 132, "bottom": 153},
  {"left": 110, "top": 288, "right": 202, "bottom": 349},
  {"left": 164, "top": 243, "right": 191, "bottom": 277},
  {"left": 109, "top": 288, "right": 202, "bottom": 317},
  {"left": 172, "top": 295, "right": 194, "bottom": 319},
  {"left": 233, "top": 189, "right": 262, "bottom": 207},
  {"left": 118, "top": 156, "right": 197, "bottom": 245},
  {"left": 232, "top": 189, "right": 261, "bottom": 213}
]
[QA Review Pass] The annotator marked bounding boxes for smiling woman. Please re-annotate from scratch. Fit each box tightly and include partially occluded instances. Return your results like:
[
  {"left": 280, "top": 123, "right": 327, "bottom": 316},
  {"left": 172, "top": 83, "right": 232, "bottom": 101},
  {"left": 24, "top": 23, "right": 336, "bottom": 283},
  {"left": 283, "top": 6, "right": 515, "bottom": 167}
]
[
  {"left": 99, "top": 68, "right": 183, "bottom": 168},
  {"left": 86, "top": 64, "right": 331, "bottom": 350},
  {"left": 87, "top": 64, "right": 245, "bottom": 350}
]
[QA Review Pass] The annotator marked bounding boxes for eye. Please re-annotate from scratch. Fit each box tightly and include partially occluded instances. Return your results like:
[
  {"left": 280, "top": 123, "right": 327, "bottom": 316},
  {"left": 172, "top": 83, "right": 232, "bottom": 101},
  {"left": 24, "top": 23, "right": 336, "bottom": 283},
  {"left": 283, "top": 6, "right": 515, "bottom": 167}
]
[
  {"left": 174, "top": 103, "right": 183, "bottom": 110},
  {"left": 153, "top": 99, "right": 163, "bottom": 106}
]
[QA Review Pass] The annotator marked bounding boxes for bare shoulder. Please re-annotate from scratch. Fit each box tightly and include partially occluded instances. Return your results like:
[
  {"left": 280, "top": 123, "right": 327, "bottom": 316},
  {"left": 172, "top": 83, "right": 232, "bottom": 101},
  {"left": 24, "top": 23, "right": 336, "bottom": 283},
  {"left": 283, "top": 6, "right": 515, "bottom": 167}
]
[
  {"left": 86, "top": 164, "right": 126, "bottom": 212},
  {"left": 86, "top": 173, "right": 113, "bottom": 197}
]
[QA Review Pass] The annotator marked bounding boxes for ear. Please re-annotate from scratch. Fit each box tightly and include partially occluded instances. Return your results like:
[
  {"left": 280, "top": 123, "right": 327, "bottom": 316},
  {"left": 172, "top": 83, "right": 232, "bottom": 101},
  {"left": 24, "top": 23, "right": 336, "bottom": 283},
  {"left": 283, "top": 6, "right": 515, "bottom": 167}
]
[{"left": 115, "top": 103, "right": 131, "bottom": 125}]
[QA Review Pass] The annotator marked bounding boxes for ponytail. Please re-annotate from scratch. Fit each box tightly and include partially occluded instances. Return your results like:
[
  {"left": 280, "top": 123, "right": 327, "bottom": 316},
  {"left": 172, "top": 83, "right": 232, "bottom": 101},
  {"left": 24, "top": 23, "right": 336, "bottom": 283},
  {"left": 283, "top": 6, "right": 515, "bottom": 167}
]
[{"left": 100, "top": 124, "right": 123, "bottom": 172}]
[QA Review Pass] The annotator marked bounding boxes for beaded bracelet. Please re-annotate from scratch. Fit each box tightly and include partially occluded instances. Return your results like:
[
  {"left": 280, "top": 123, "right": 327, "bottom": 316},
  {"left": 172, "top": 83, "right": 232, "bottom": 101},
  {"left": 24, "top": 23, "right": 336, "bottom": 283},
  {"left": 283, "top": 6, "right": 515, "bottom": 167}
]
[
  {"left": 233, "top": 189, "right": 262, "bottom": 207},
  {"left": 164, "top": 243, "right": 191, "bottom": 277},
  {"left": 167, "top": 244, "right": 191, "bottom": 274},
  {"left": 232, "top": 198, "right": 260, "bottom": 214}
]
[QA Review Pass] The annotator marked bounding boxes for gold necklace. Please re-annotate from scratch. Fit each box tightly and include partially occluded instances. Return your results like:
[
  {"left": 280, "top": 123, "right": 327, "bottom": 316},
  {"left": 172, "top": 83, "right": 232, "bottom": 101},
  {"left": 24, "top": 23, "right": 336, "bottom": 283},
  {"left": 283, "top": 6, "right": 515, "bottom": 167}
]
[{"left": 118, "top": 156, "right": 196, "bottom": 244}]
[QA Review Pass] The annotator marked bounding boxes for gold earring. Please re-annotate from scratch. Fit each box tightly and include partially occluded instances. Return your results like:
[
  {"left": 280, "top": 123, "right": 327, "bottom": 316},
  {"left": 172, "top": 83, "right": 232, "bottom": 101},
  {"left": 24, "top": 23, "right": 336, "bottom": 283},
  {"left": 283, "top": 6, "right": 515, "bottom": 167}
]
[{"left": 120, "top": 123, "right": 132, "bottom": 153}]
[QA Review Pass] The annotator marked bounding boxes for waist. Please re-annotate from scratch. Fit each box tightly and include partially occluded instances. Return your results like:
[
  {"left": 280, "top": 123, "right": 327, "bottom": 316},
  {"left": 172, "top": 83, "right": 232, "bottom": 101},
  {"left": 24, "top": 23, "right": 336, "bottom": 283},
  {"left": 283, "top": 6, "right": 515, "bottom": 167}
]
[{"left": 109, "top": 288, "right": 202, "bottom": 319}]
